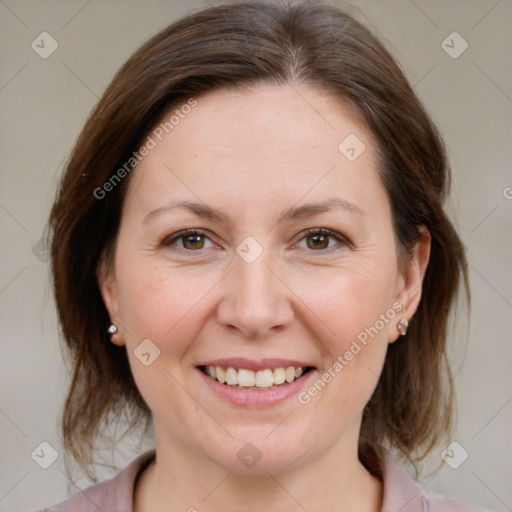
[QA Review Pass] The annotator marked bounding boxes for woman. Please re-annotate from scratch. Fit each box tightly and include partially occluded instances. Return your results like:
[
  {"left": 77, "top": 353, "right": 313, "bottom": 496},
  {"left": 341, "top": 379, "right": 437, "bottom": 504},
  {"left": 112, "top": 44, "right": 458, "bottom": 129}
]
[{"left": 37, "top": 1, "right": 494, "bottom": 511}]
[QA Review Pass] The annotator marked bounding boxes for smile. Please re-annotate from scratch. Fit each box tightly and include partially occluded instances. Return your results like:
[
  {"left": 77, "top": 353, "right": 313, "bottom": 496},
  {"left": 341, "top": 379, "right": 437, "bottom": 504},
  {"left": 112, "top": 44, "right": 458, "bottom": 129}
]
[{"left": 199, "top": 365, "right": 314, "bottom": 390}]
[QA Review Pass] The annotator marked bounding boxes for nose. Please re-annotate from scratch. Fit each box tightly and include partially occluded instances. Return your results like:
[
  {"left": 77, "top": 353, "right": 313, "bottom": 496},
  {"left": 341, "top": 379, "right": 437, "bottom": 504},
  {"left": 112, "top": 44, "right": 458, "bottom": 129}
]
[{"left": 216, "top": 253, "right": 294, "bottom": 338}]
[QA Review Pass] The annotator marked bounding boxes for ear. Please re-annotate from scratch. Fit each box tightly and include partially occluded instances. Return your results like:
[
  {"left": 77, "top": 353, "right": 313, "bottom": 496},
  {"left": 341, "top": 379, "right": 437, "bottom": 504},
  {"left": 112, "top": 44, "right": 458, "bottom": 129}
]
[
  {"left": 97, "top": 249, "right": 125, "bottom": 347},
  {"left": 389, "top": 226, "right": 431, "bottom": 343}
]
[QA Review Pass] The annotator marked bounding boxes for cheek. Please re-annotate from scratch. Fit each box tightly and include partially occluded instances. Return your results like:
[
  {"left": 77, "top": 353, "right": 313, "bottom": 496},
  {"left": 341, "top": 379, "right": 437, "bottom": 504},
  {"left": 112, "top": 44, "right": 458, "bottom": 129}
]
[
  {"left": 289, "top": 254, "right": 398, "bottom": 348},
  {"left": 115, "top": 263, "right": 215, "bottom": 418},
  {"left": 289, "top": 258, "right": 397, "bottom": 409},
  {"left": 115, "top": 260, "right": 223, "bottom": 354},
  {"left": 298, "top": 277, "right": 391, "bottom": 424}
]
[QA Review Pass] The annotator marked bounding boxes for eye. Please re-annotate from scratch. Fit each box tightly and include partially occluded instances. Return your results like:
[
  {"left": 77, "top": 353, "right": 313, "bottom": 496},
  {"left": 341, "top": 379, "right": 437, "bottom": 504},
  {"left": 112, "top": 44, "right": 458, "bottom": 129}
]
[
  {"left": 162, "top": 229, "right": 215, "bottom": 251},
  {"left": 295, "top": 228, "right": 347, "bottom": 252},
  {"left": 161, "top": 227, "right": 348, "bottom": 254}
]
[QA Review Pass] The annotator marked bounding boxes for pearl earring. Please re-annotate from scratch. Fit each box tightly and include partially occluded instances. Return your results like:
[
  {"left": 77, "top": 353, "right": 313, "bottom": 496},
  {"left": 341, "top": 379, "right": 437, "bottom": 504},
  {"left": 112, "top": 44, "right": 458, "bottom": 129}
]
[
  {"left": 397, "top": 318, "right": 409, "bottom": 336},
  {"left": 108, "top": 324, "right": 118, "bottom": 335}
]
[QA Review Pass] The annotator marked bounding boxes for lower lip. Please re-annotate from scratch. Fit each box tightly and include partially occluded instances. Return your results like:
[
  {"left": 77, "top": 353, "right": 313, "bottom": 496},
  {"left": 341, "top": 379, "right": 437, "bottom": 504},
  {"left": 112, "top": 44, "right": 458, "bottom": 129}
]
[{"left": 197, "top": 368, "right": 317, "bottom": 408}]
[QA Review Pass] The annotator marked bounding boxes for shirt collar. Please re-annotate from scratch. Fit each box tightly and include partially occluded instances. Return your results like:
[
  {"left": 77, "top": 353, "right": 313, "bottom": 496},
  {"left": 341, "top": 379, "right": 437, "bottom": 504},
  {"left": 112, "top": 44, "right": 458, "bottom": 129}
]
[{"left": 372, "top": 445, "right": 428, "bottom": 512}]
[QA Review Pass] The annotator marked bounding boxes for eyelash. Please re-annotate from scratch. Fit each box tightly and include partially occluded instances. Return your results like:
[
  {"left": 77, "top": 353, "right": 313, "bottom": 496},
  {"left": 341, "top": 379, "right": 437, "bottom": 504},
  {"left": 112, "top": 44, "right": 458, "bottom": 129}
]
[{"left": 162, "top": 228, "right": 349, "bottom": 254}]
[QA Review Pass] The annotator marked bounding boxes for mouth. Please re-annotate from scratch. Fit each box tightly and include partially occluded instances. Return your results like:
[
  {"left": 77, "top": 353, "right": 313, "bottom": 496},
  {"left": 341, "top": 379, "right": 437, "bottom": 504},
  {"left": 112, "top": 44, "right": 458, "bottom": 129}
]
[{"left": 198, "top": 364, "right": 315, "bottom": 390}]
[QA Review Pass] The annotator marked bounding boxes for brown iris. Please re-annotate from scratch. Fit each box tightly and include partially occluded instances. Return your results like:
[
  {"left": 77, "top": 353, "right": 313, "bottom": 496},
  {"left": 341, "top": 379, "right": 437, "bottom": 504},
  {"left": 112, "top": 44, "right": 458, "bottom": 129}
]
[
  {"left": 306, "top": 233, "right": 330, "bottom": 250},
  {"left": 182, "top": 234, "right": 205, "bottom": 250}
]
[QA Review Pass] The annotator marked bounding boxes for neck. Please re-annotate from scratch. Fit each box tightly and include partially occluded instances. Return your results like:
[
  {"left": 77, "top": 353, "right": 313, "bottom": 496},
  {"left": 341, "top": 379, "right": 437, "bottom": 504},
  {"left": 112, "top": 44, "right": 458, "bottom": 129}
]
[{"left": 134, "top": 428, "right": 383, "bottom": 512}]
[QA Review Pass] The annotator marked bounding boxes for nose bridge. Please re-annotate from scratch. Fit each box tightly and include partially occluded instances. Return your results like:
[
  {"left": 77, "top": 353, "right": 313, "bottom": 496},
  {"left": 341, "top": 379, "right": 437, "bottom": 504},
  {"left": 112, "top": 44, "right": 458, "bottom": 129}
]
[{"left": 217, "top": 250, "right": 293, "bottom": 337}]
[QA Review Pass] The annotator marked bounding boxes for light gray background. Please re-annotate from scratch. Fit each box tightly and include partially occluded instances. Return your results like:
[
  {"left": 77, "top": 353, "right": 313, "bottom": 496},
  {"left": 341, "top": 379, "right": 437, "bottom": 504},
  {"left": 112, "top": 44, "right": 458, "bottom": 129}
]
[{"left": 1, "top": 0, "right": 511, "bottom": 511}]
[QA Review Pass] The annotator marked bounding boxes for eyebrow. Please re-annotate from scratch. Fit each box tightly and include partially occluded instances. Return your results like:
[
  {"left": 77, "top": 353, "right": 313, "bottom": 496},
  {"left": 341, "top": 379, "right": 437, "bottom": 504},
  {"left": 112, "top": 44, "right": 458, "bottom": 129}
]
[
  {"left": 143, "top": 201, "right": 231, "bottom": 225},
  {"left": 279, "top": 197, "right": 366, "bottom": 221},
  {"left": 143, "top": 197, "right": 366, "bottom": 225}
]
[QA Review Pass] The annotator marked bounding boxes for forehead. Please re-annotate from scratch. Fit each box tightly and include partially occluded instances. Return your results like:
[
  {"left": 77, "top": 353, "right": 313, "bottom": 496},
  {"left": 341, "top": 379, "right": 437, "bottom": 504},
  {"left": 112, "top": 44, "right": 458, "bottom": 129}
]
[
  {"left": 125, "top": 84, "right": 387, "bottom": 222},
  {"left": 160, "top": 84, "right": 372, "bottom": 164}
]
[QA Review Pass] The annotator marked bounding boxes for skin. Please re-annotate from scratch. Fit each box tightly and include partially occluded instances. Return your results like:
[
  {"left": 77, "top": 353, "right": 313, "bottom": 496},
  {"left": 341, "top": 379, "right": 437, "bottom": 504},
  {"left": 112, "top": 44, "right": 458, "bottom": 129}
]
[{"left": 99, "top": 83, "right": 430, "bottom": 512}]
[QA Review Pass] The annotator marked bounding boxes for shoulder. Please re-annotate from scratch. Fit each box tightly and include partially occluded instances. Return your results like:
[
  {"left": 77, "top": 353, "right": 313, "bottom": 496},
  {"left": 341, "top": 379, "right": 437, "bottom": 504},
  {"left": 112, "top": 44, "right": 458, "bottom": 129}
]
[
  {"left": 374, "top": 445, "right": 496, "bottom": 512},
  {"left": 33, "top": 450, "right": 155, "bottom": 512}
]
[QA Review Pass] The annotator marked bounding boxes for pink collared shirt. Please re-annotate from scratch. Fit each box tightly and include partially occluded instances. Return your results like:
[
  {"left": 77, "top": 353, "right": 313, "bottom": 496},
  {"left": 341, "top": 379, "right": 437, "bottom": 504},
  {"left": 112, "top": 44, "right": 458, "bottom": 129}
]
[{"left": 36, "top": 446, "right": 495, "bottom": 511}]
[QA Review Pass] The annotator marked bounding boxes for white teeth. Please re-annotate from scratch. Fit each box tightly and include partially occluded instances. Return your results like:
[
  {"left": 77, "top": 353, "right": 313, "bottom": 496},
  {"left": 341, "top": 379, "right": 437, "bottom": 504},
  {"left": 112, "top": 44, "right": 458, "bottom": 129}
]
[
  {"left": 273, "top": 367, "right": 286, "bottom": 385},
  {"left": 203, "top": 365, "right": 309, "bottom": 388},
  {"left": 225, "top": 367, "right": 238, "bottom": 385},
  {"left": 255, "top": 369, "right": 274, "bottom": 387},
  {"left": 238, "top": 368, "right": 255, "bottom": 387},
  {"left": 216, "top": 366, "right": 226, "bottom": 384},
  {"left": 285, "top": 367, "right": 296, "bottom": 383}
]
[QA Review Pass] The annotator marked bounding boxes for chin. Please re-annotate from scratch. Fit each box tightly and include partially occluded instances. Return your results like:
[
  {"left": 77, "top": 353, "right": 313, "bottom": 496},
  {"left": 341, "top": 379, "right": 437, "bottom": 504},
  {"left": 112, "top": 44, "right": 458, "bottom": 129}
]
[{"left": 198, "top": 425, "right": 319, "bottom": 475}]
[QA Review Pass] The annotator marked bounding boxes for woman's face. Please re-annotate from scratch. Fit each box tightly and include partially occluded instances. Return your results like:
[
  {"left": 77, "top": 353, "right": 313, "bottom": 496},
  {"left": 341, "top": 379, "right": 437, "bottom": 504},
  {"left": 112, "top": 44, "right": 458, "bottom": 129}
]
[{"left": 100, "top": 84, "right": 428, "bottom": 473}]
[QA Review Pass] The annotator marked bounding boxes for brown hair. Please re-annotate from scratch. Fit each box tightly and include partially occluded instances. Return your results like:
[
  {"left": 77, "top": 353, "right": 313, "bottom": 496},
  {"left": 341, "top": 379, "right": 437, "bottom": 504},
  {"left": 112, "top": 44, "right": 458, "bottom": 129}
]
[{"left": 49, "top": 0, "right": 469, "bottom": 479}]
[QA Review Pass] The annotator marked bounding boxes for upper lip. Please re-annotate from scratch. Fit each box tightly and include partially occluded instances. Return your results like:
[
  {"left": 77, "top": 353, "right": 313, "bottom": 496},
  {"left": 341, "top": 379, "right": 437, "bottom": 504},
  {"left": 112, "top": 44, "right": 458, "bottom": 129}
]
[{"left": 198, "top": 358, "right": 315, "bottom": 372}]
